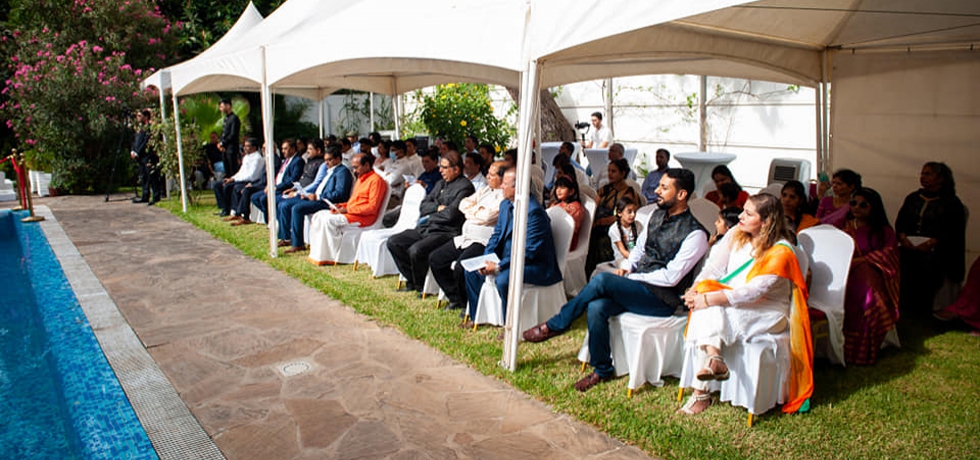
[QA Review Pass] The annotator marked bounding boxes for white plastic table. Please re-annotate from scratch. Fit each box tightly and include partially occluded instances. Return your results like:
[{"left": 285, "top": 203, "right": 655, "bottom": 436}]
[{"left": 673, "top": 152, "right": 736, "bottom": 197}]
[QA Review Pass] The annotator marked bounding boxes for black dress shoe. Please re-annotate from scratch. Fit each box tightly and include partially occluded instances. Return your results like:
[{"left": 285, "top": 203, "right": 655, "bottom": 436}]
[
  {"left": 147, "top": 200, "right": 159, "bottom": 206},
  {"left": 132, "top": 198, "right": 148, "bottom": 204},
  {"left": 396, "top": 285, "right": 416, "bottom": 293}
]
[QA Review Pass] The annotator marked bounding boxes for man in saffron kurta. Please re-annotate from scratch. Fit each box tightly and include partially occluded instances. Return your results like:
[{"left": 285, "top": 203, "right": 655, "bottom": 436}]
[{"left": 306, "top": 153, "right": 386, "bottom": 263}]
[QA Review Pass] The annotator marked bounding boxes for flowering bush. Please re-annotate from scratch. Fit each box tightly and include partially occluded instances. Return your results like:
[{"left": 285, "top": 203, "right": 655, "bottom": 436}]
[
  {"left": 1, "top": 0, "right": 178, "bottom": 193},
  {"left": 414, "top": 84, "right": 512, "bottom": 152}
]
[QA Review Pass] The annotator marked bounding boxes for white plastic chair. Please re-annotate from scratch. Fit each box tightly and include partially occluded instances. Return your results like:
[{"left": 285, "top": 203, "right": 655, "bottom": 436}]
[
  {"left": 308, "top": 182, "right": 391, "bottom": 265},
  {"left": 582, "top": 195, "right": 597, "bottom": 220},
  {"left": 354, "top": 184, "right": 426, "bottom": 276},
  {"left": 563, "top": 204, "right": 593, "bottom": 297},
  {"left": 688, "top": 198, "right": 721, "bottom": 237},
  {"left": 635, "top": 203, "right": 658, "bottom": 229},
  {"left": 472, "top": 207, "right": 574, "bottom": 333},
  {"left": 760, "top": 183, "right": 783, "bottom": 197},
  {"left": 577, "top": 313, "right": 689, "bottom": 397},
  {"left": 798, "top": 225, "right": 854, "bottom": 366}
]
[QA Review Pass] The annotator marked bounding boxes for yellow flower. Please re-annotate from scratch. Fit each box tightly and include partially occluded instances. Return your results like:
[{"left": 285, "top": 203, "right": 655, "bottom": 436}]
[
  {"left": 494, "top": 145, "right": 501, "bottom": 153},
  {"left": 460, "top": 120, "right": 467, "bottom": 127}
]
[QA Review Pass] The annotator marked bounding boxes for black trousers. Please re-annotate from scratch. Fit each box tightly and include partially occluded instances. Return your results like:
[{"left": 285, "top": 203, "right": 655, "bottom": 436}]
[
  {"left": 387, "top": 229, "right": 455, "bottom": 290},
  {"left": 235, "top": 185, "right": 264, "bottom": 219},
  {"left": 430, "top": 240, "right": 486, "bottom": 304},
  {"left": 213, "top": 181, "right": 240, "bottom": 213},
  {"left": 137, "top": 160, "right": 164, "bottom": 201}
]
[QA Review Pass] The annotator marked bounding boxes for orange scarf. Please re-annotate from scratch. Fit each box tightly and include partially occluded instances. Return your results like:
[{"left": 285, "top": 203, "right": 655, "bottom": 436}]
[{"left": 694, "top": 243, "right": 813, "bottom": 414}]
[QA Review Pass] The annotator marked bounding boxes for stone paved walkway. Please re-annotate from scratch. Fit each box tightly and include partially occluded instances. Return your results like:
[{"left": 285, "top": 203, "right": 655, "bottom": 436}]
[{"left": 37, "top": 195, "right": 654, "bottom": 460}]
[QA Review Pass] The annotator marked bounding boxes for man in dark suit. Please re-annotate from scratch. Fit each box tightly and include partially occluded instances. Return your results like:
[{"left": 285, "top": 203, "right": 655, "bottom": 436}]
[
  {"left": 282, "top": 145, "right": 353, "bottom": 251},
  {"left": 218, "top": 98, "right": 241, "bottom": 177},
  {"left": 387, "top": 150, "right": 475, "bottom": 294},
  {"left": 130, "top": 109, "right": 163, "bottom": 204},
  {"left": 241, "top": 138, "right": 306, "bottom": 225},
  {"left": 462, "top": 167, "right": 563, "bottom": 326}
]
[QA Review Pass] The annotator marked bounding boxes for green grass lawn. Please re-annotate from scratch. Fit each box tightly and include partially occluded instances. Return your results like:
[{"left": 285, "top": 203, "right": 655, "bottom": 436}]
[{"left": 163, "top": 194, "right": 980, "bottom": 460}]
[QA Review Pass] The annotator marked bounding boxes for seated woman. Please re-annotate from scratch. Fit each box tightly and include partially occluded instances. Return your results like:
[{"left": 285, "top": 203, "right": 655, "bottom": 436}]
[
  {"left": 704, "top": 165, "right": 748, "bottom": 208},
  {"left": 842, "top": 188, "right": 900, "bottom": 365},
  {"left": 816, "top": 169, "right": 861, "bottom": 228},
  {"left": 935, "top": 257, "right": 980, "bottom": 336},
  {"left": 895, "top": 162, "right": 966, "bottom": 314},
  {"left": 781, "top": 180, "right": 819, "bottom": 235},
  {"left": 585, "top": 158, "right": 640, "bottom": 275},
  {"left": 548, "top": 175, "right": 585, "bottom": 251},
  {"left": 678, "top": 193, "right": 811, "bottom": 415}
]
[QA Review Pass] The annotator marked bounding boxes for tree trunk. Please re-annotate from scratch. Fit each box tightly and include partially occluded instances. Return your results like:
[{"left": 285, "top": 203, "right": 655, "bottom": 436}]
[{"left": 506, "top": 87, "right": 576, "bottom": 142}]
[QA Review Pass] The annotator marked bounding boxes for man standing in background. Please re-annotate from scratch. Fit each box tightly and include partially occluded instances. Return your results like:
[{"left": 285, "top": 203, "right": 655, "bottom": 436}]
[{"left": 218, "top": 98, "right": 241, "bottom": 177}]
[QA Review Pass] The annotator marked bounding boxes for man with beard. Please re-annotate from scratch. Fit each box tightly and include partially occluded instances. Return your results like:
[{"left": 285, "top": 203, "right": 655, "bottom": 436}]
[{"left": 521, "top": 169, "right": 709, "bottom": 392}]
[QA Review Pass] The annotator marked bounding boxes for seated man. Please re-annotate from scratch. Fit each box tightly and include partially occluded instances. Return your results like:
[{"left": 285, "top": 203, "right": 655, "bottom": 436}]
[
  {"left": 640, "top": 148, "right": 670, "bottom": 204},
  {"left": 462, "top": 166, "right": 563, "bottom": 326},
  {"left": 281, "top": 145, "right": 352, "bottom": 252},
  {"left": 463, "top": 152, "right": 487, "bottom": 190},
  {"left": 387, "top": 151, "right": 475, "bottom": 294},
  {"left": 305, "top": 153, "right": 386, "bottom": 262},
  {"left": 430, "top": 161, "right": 507, "bottom": 312},
  {"left": 273, "top": 139, "right": 329, "bottom": 242},
  {"left": 416, "top": 148, "right": 442, "bottom": 193},
  {"left": 522, "top": 169, "right": 709, "bottom": 392},
  {"left": 237, "top": 138, "right": 304, "bottom": 225},
  {"left": 213, "top": 138, "right": 263, "bottom": 217},
  {"left": 594, "top": 142, "right": 637, "bottom": 189}
]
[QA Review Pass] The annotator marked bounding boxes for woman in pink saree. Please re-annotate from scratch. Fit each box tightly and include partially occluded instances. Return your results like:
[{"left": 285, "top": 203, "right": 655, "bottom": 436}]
[{"left": 842, "top": 188, "right": 900, "bottom": 365}]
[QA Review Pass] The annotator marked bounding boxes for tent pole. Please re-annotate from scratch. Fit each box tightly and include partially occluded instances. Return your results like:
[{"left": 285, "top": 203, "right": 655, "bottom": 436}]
[
  {"left": 504, "top": 59, "right": 541, "bottom": 372},
  {"left": 171, "top": 92, "right": 188, "bottom": 213},
  {"left": 261, "top": 46, "right": 278, "bottom": 258},
  {"left": 318, "top": 98, "right": 324, "bottom": 138},
  {"left": 821, "top": 50, "right": 830, "bottom": 172},
  {"left": 325, "top": 98, "right": 332, "bottom": 139},
  {"left": 369, "top": 92, "right": 375, "bottom": 133},
  {"left": 699, "top": 75, "right": 708, "bottom": 152},
  {"left": 604, "top": 78, "right": 613, "bottom": 137},
  {"left": 814, "top": 81, "right": 823, "bottom": 175},
  {"left": 157, "top": 72, "right": 168, "bottom": 145},
  {"left": 392, "top": 80, "right": 400, "bottom": 138}
]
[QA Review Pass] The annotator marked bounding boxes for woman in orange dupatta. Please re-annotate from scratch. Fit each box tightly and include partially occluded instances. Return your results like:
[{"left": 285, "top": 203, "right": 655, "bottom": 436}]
[{"left": 678, "top": 193, "right": 812, "bottom": 416}]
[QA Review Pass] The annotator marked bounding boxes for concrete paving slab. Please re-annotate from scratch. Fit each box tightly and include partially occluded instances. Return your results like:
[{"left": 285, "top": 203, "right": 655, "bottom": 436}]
[{"left": 34, "top": 195, "right": 655, "bottom": 460}]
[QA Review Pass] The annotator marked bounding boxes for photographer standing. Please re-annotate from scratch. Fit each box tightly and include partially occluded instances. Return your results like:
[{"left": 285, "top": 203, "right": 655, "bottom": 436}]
[
  {"left": 130, "top": 109, "right": 164, "bottom": 205},
  {"left": 581, "top": 111, "right": 613, "bottom": 149}
]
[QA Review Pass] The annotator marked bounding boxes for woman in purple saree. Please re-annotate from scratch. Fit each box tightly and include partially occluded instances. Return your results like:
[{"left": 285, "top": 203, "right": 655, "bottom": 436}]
[{"left": 842, "top": 188, "right": 900, "bottom": 365}]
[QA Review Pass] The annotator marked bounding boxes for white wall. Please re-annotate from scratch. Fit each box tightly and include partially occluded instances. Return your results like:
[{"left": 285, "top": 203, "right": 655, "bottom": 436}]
[{"left": 553, "top": 75, "right": 818, "bottom": 190}]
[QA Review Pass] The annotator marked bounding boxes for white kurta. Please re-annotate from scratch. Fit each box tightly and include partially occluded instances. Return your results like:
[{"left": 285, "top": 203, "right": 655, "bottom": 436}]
[{"left": 685, "top": 232, "right": 792, "bottom": 351}]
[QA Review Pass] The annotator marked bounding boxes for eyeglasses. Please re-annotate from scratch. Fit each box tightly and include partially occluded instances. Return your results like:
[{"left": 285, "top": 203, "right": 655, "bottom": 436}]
[
  {"left": 438, "top": 164, "right": 451, "bottom": 170},
  {"left": 849, "top": 200, "right": 870, "bottom": 209}
]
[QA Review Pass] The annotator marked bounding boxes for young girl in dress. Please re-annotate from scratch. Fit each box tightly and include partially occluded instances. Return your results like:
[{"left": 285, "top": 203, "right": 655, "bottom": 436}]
[
  {"left": 592, "top": 197, "right": 642, "bottom": 275},
  {"left": 710, "top": 207, "right": 742, "bottom": 246}
]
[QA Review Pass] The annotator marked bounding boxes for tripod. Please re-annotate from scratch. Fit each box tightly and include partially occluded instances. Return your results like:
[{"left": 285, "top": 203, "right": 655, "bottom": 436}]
[{"left": 105, "top": 111, "right": 137, "bottom": 202}]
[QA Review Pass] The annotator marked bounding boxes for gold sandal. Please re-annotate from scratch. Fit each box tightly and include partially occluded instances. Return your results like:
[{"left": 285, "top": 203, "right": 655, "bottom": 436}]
[
  {"left": 696, "top": 355, "right": 730, "bottom": 381},
  {"left": 677, "top": 392, "right": 713, "bottom": 415}
]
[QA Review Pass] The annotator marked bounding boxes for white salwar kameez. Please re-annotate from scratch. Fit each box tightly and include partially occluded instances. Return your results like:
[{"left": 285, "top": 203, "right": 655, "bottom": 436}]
[{"left": 685, "top": 232, "right": 793, "bottom": 389}]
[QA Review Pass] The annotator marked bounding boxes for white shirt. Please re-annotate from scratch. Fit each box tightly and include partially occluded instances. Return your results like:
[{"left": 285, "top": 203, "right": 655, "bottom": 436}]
[
  {"left": 588, "top": 125, "right": 613, "bottom": 149},
  {"left": 454, "top": 187, "right": 505, "bottom": 248},
  {"left": 626, "top": 211, "right": 709, "bottom": 287},
  {"left": 404, "top": 154, "right": 424, "bottom": 178},
  {"left": 232, "top": 151, "right": 264, "bottom": 183},
  {"left": 609, "top": 220, "right": 644, "bottom": 267},
  {"left": 341, "top": 148, "right": 356, "bottom": 169},
  {"left": 467, "top": 172, "right": 488, "bottom": 191}
]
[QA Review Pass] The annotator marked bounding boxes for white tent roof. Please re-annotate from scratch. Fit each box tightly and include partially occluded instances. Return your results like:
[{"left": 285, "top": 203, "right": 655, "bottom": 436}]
[
  {"left": 141, "top": 2, "right": 264, "bottom": 93},
  {"left": 534, "top": 0, "right": 980, "bottom": 87},
  {"left": 264, "top": 0, "right": 527, "bottom": 97}
]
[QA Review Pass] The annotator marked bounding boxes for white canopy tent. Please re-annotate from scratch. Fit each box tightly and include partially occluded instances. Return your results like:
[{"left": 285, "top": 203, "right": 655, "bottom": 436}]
[{"left": 140, "top": 2, "right": 265, "bottom": 213}]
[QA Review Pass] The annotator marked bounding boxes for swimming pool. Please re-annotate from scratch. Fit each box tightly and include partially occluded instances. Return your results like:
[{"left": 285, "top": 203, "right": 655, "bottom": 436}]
[{"left": 0, "top": 209, "right": 157, "bottom": 459}]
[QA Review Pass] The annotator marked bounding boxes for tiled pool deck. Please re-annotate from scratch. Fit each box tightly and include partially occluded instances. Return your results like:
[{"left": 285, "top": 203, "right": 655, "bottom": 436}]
[{"left": 16, "top": 195, "right": 654, "bottom": 460}]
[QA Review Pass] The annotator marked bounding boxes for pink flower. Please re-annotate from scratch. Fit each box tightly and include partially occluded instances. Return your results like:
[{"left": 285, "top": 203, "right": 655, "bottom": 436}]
[
  {"left": 26, "top": 139, "right": 36, "bottom": 146},
  {"left": 92, "top": 45, "right": 103, "bottom": 53}
]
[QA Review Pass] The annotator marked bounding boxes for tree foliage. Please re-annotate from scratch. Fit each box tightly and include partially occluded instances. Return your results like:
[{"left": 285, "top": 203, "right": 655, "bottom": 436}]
[
  {"left": 414, "top": 84, "right": 512, "bottom": 152},
  {"left": 1, "top": 0, "right": 179, "bottom": 192}
]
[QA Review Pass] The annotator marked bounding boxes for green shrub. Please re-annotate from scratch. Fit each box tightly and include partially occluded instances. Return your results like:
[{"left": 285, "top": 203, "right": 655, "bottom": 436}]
[{"left": 414, "top": 84, "right": 512, "bottom": 152}]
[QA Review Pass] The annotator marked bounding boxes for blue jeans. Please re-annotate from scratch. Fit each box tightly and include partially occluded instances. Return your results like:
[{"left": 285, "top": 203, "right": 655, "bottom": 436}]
[{"left": 545, "top": 272, "right": 675, "bottom": 377}]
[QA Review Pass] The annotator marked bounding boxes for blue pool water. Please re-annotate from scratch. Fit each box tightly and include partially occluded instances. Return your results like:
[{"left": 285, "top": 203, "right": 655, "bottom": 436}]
[{"left": 0, "top": 209, "right": 157, "bottom": 459}]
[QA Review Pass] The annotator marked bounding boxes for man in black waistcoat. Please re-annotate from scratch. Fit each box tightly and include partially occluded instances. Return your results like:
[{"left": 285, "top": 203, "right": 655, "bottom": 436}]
[
  {"left": 387, "top": 150, "right": 475, "bottom": 295},
  {"left": 523, "top": 168, "right": 709, "bottom": 392}
]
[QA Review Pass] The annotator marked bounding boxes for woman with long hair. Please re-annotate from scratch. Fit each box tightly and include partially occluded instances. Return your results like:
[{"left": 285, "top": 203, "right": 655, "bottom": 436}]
[
  {"left": 586, "top": 158, "right": 640, "bottom": 274},
  {"left": 842, "top": 188, "right": 900, "bottom": 364},
  {"left": 678, "top": 193, "right": 811, "bottom": 416},
  {"left": 549, "top": 175, "right": 585, "bottom": 251},
  {"left": 816, "top": 169, "right": 862, "bottom": 228},
  {"left": 895, "top": 162, "right": 966, "bottom": 314}
]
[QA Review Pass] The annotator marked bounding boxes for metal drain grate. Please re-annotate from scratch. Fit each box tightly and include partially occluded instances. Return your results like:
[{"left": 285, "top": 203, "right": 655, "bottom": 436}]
[{"left": 278, "top": 361, "right": 312, "bottom": 377}]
